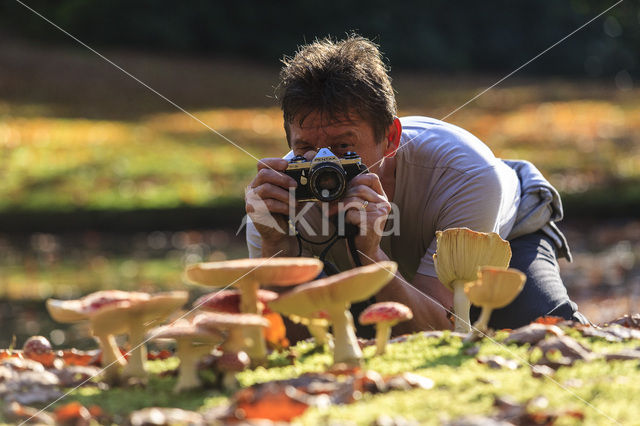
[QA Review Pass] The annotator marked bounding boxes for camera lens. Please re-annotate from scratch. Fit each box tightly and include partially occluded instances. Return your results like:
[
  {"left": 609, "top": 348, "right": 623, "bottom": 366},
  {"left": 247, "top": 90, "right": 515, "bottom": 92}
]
[{"left": 309, "top": 162, "right": 346, "bottom": 202}]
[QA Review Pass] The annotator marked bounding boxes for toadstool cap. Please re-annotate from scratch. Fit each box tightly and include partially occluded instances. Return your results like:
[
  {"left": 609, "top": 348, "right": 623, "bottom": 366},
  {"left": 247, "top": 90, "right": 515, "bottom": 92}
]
[
  {"left": 46, "top": 290, "right": 150, "bottom": 323},
  {"left": 358, "top": 302, "right": 413, "bottom": 325},
  {"left": 217, "top": 351, "right": 250, "bottom": 373},
  {"left": 433, "top": 227, "right": 511, "bottom": 289},
  {"left": 465, "top": 266, "right": 526, "bottom": 309},
  {"left": 194, "top": 289, "right": 278, "bottom": 314},
  {"left": 193, "top": 312, "right": 270, "bottom": 331},
  {"left": 128, "top": 291, "right": 188, "bottom": 324},
  {"left": 148, "top": 319, "right": 223, "bottom": 343},
  {"left": 267, "top": 261, "right": 398, "bottom": 318},
  {"left": 88, "top": 291, "right": 188, "bottom": 336},
  {"left": 185, "top": 257, "right": 323, "bottom": 288}
]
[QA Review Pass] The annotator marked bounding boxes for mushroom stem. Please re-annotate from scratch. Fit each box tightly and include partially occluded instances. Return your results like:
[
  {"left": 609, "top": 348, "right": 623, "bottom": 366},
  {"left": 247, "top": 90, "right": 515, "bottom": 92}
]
[
  {"left": 328, "top": 305, "right": 362, "bottom": 366},
  {"left": 173, "top": 341, "right": 212, "bottom": 393},
  {"left": 96, "top": 333, "right": 126, "bottom": 383},
  {"left": 374, "top": 322, "right": 392, "bottom": 356},
  {"left": 452, "top": 280, "right": 471, "bottom": 333},
  {"left": 308, "top": 323, "right": 332, "bottom": 348},
  {"left": 222, "top": 329, "right": 246, "bottom": 354},
  {"left": 239, "top": 281, "right": 268, "bottom": 366},
  {"left": 122, "top": 318, "right": 148, "bottom": 380},
  {"left": 473, "top": 306, "right": 493, "bottom": 334}
]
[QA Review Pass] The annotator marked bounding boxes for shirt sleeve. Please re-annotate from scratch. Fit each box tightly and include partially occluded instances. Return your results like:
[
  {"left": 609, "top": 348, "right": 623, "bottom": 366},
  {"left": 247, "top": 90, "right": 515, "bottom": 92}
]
[
  {"left": 417, "top": 166, "right": 507, "bottom": 278},
  {"left": 245, "top": 217, "right": 263, "bottom": 258}
]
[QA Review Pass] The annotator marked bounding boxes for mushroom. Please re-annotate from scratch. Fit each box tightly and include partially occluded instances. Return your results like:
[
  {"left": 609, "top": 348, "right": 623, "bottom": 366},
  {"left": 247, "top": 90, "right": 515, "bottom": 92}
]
[
  {"left": 185, "top": 257, "right": 323, "bottom": 365},
  {"left": 193, "top": 289, "right": 278, "bottom": 314},
  {"left": 287, "top": 311, "right": 333, "bottom": 348},
  {"left": 94, "top": 291, "right": 189, "bottom": 380},
  {"left": 194, "top": 312, "right": 270, "bottom": 355},
  {"left": 465, "top": 266, "right": 526, "bottom": 334},
  {"left": 46, "top": 291, "right": 150, "bottom": 382},
  {"left": 433, "top": 228, "right": 511, "bottom": 333},
  {"left": 22, "top": 336, "right": 55, "bottom": 368},
  {"left": 268, "top": 261, "right": 398, "bottom": 366},
  {"left": 47, "top": 290, "right": 188, "bottom": 382},
  {"left": 194, "top": 289, "right": 288, "bottom": 349},
  {"left": 147, "top": 319, "right": 224, "bottom": 393},
  {"left": 216, "top": 351, "right": 250, "bottom": 391},
  {"left": 358, "top": 302, "right": 413, "bottom": 355}
]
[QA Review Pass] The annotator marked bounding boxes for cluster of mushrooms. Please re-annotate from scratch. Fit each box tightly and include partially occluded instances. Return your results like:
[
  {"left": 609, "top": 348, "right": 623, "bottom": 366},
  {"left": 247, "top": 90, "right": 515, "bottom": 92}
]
[
  {"left": 433, "top": 227, "right": 526, "bottom": 334},
  {"left": 44, "top": 227, "right": 525, "bottom": 393},
  {"left": 45, "top": 258, "right": 414, "bottom": 393}
]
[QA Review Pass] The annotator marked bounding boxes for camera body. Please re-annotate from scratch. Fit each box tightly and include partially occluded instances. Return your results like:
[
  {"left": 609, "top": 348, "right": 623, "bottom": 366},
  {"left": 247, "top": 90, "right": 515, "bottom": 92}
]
[{"left": 285, "top": 148, "right": 368, "bottom": 202}]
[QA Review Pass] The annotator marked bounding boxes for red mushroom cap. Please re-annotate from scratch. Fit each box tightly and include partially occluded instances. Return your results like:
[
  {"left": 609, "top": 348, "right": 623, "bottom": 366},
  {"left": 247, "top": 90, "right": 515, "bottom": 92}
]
[
  {"left": 22, "top": 336, "right": 52, "bottom": 356},
  {"left": 358, "top": 302, "right": 413, "bottom": 325},
  {"left": 217, "top": 351, "right": 250, "bottom": 372},
  {"left": 194, "top": 289, "right": 278, "bottom": 314}
]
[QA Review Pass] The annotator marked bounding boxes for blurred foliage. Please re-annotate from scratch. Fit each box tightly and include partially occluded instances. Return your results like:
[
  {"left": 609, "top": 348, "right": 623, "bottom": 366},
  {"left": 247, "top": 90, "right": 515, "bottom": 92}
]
[{"left": 0, "top": 0, "right": 638, "bottom": 76}]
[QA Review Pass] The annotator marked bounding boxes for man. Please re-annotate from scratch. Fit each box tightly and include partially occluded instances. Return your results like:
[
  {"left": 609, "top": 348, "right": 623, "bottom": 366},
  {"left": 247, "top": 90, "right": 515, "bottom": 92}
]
[{"left": 245, "top": 35, "right": 585, "bottom": 335}]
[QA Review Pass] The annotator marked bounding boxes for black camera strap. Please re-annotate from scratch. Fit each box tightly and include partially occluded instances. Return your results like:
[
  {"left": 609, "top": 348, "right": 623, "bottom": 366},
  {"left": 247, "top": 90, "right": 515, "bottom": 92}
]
[{"left": 294, "top": 215, "right": 377, "bottom": 339}]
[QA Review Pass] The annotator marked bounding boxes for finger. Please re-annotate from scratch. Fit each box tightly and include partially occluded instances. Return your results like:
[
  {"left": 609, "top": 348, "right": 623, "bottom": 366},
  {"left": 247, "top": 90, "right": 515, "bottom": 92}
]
[
  {"left": 344, "top": 185, "right": 384, "bottom": 203},
  {"left": 253, "top": 182, "right": 295, "bottom": 205},
  {"left": 251, "top": 168, "right": 297, "bottom": 189},
  {"left": 257, "top": 158, "right": 290, "bottom": 172},
  {"left": 349, "top": 173, "right": 384, "bottom": 195},
  {"left": 303, "top": 150, "right": 318, "bottom": 161},
  {"left": 246, "top": 197, "right": 290, "bottom": 216},
  {"left": 344, "top": 208, "right": 365, "bottom": 227}
]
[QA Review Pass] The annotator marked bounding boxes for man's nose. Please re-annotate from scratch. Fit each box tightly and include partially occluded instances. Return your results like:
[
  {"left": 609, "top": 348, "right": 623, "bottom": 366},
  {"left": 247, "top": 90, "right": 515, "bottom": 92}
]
[{"left": 303, "top": 150, "right": 318, "bottom": 161}]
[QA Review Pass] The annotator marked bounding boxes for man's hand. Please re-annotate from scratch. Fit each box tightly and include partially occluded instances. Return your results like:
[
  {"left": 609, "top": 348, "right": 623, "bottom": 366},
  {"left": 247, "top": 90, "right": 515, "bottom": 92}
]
[
  {"left": 246, "top": 158, "right": 297, "bottom": 254},
  {"left": 330, "top": 173, "right": 391, "bottom": 261}
]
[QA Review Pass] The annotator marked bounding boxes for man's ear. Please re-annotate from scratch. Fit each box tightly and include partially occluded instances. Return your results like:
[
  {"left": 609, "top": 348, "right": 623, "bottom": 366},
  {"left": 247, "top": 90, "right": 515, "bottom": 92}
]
[{"left": 384, "top": 117, "right": 402, "bottom": 158}]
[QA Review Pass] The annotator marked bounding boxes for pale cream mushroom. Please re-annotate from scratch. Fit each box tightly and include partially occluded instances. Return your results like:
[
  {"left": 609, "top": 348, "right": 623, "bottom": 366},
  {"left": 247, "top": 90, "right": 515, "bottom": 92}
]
[
  {"left": 46, "top": 290, "right": 150, "bottom": 382},
  {"left": 465, "top": 266, "right": 526, "bottom": 333},
  {"left": 268, "top": 262, "right": 398, "bottom": 367},
  {"left": 185, "top": 257, "right": 322, "bottom": 365},
  {"left": 433, "top": 228, "right": 511, "bottom": 333},
  {"left": 147, "top": 319, "right": 224, "bottom": 393},
  {"left": 119, "top": 291, "right": 188, "bottom": 380}
]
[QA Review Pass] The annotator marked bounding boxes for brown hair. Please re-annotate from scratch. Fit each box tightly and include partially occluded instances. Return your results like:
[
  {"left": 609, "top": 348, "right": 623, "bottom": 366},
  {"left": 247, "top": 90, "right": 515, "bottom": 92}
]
[{"left": 277, "top": 35, "right": 397, "bottom": 143}]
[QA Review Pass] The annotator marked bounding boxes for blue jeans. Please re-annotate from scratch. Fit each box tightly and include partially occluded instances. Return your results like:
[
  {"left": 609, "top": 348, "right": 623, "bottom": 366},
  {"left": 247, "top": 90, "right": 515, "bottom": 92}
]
[{"left": 470, "top": 231, "right": 588, "bottom": 329}]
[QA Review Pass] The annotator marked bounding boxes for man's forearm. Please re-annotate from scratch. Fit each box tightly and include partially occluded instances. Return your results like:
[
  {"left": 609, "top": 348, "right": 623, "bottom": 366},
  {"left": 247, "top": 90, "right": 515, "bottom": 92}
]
[
  {"left": 362, "top": 248, "right": 453, "bottom": 333},
  {"left": 376, "top": 278, "right": 453, "bottom": 333}
]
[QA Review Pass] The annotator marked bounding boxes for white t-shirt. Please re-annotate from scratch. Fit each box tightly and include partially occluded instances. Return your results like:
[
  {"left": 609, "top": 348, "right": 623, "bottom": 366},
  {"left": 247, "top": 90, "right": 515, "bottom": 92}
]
[{"left": 246, "top": 116, "right": 521, "bottom": 283}]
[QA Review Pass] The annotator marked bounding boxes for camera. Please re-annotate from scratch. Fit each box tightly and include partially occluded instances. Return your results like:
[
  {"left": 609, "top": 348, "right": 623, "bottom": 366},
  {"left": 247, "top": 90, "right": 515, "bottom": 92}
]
[{"left": 285, "top": 148, "right": 368, "bottom": 202}]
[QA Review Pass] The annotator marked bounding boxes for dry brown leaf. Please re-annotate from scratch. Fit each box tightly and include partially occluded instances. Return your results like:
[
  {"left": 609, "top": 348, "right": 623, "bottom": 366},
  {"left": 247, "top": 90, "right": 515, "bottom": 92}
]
[{"left": 504, "top": 323, "right": 564, "bottom": 345}]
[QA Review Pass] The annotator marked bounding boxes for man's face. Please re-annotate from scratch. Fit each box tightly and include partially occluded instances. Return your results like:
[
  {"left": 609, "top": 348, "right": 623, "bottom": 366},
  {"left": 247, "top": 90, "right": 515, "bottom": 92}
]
[{"left": 287, "top": 111, "right": 386, "bottom": 175}]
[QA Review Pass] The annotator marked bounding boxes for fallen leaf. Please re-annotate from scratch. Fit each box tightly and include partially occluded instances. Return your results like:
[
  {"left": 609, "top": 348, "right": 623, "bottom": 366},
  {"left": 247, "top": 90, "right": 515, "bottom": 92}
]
[
  {"left": 606, "top": 314, "right": 640, "bottom": 329},
  {"left": 533, "top": 316, "right": 564, "bottom": 325},
  {"left": 604, "top": 349, "right": 640, "bottom": 361},
  {"left": 531, "top": 364, "right": 556, "bottom": 378},
  {"left": 54, "top": 402, "right": 91, "bottom": 424},
  {"left": 0, "top": 350, "right": 22, "bottom": 361},
  {"left": 129, "top": 407, "right": 204, "bottom": 426},
  {"left": 535, "top": 336, "right": 595, "bottom": 363},
  {"left": 580, "top": 325, "right": 640, "bottom": 342},
  {"left": 504, "top": 323, "right": 564, "bottom": 345},
  {"left": 4, "top": 402, "right": 55, "bottom": 425},
  {"left": 477, "top": 355, "right": 519, "bottom": 370},
  {"left": 232, "top": 383, "right": 310, "bottom": 421}
]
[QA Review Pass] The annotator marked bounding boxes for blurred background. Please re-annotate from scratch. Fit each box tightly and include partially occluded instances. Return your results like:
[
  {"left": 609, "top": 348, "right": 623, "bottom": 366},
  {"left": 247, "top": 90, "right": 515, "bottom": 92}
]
[{"left": 0, "top": 0, "right": 639, "bottom": 348}]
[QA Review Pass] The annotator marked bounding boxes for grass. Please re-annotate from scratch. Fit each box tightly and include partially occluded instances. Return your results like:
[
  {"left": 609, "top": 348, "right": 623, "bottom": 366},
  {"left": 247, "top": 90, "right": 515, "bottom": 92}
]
[{"left": 3, "top": 331, "right": 639, "bottom": 425}]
